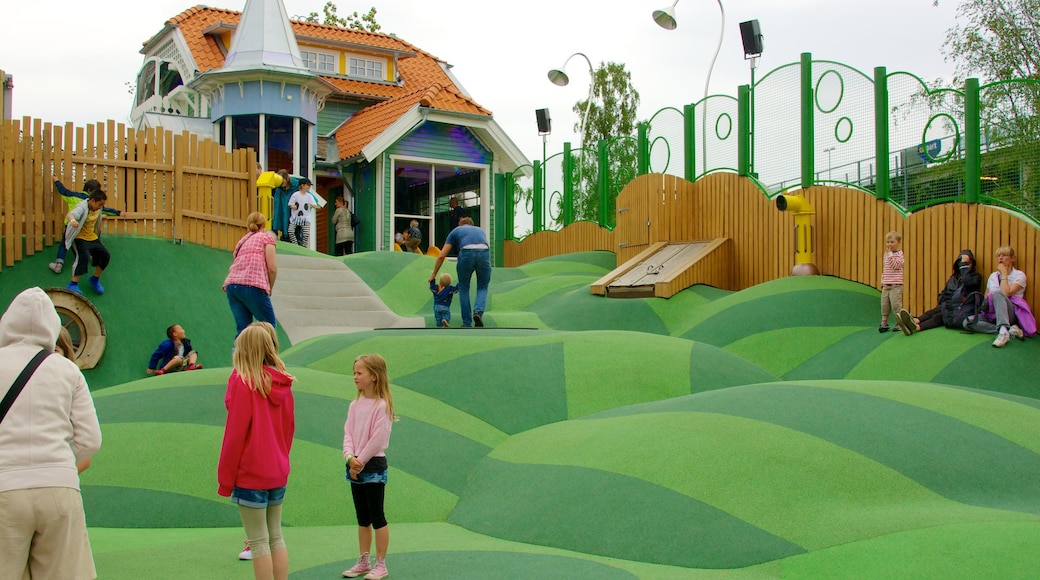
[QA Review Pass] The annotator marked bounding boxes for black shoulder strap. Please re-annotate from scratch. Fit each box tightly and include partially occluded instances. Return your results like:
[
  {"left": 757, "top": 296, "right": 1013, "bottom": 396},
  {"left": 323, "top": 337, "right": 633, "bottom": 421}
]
[{"left": 0, "top": 349, "right": 52, "bottom": 425}]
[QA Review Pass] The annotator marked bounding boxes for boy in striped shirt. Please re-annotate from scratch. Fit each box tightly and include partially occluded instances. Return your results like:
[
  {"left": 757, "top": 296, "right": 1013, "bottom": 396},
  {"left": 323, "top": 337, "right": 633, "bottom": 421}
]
[{"left": 879, "top": 231, "right": 905, "bottom": 332}]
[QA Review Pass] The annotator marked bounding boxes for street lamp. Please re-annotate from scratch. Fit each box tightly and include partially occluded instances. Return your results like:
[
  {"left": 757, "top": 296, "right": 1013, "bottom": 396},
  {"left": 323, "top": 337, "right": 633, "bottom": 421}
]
[
  {"left": 653, "top": 0, "right": 726, "bottom": 176},
  {"left": 547, "top": 52, "right": 595, "bottom": 147},
  {"left": 824, "top": 146, "right": 836, "bottom": 180}
]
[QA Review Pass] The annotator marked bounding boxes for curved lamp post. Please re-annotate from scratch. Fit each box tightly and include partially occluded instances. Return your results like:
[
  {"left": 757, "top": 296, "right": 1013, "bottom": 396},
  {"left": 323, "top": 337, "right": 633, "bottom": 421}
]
[
  {"left": 547, "top": 52, "right": 595, "bottom": 146},
  {"left": 654, "top": 0, "right": 726, "bottom": 175}
]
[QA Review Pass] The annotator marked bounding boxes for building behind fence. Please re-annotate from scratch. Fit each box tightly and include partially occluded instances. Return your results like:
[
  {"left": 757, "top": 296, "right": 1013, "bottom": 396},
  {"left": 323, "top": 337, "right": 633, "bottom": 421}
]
[{"left": 0, "top": 113, "right": 257, "bottom": 272}]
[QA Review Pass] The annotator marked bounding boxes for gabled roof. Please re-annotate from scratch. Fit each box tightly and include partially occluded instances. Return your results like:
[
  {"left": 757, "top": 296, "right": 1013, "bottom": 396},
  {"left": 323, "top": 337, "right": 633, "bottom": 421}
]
[
  {"left": 151, "top": 5, "right": 527, "bottom": 170},
  {"left": 160, "top": 5, "right": 485, "bottom": 106}
]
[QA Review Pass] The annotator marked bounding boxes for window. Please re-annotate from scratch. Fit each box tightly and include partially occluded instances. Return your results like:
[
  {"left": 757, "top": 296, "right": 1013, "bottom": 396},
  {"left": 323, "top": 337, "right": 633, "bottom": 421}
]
[
  {"left": 349, "top": 58, "right": 383, "bottom": 80},
  {"left": 301, "top": 50, "right": 336, "bottom": 72}
]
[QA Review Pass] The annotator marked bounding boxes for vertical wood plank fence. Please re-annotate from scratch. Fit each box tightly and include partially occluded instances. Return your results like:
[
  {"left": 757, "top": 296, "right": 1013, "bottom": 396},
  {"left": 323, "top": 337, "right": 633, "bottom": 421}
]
[
  {"left": 504, "top": 173, "right": 1040, "bottom": 314},
  {"left": 0, "top": 116, "right": 258, "bottom": 272}
]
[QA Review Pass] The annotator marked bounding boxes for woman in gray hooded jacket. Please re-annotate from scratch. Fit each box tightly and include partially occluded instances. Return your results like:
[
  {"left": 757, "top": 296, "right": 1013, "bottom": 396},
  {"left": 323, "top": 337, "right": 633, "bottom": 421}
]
[{"left": 0, "top": 287, "right": 102, "bottom": 579}]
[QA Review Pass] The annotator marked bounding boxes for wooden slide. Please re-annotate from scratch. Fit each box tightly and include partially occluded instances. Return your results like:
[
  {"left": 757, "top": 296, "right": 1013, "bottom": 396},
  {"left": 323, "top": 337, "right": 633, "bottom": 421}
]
[{"left": 591, "top": 238, "right": 730, "bottom": 299}]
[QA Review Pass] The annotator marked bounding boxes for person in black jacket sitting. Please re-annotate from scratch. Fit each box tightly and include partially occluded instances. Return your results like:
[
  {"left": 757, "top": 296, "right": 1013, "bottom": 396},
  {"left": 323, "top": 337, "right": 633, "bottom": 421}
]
[{"left": 896, "top": 249, "right": 981, "bottom": 335}]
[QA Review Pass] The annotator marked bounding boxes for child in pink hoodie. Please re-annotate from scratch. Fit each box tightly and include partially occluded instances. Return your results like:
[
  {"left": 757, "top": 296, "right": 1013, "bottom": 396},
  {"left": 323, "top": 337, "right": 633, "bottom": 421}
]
[{"left": 218, "top": 322, "right": 295, "bottom": 579}]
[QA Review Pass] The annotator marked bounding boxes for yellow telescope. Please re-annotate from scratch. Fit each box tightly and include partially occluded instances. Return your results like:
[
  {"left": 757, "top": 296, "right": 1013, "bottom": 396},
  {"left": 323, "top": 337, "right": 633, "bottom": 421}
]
[
  {"left": 255, "top": 171, "right": 284, "bottom": 222},
  {"left": 775, "top": 193, "right": 819, "bottom": 275}
]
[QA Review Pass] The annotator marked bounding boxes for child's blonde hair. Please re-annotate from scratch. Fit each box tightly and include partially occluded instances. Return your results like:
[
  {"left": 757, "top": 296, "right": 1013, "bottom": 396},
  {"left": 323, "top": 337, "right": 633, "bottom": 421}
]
[
  {"left": 354, "top": 354, "right": 397, "bottom": 421},
  {"left": 56, "top": 327, "right": 75, "bottom": 360},
  {"left": 439, "top": 272, "right": 453, "bottom": 286},
  {"left": 233, "top": 323, "right": 285, "bottom": 397},
  {"left": 885, "top": 231, "right": 901, "bottom": 242},
  {"left": 996, "top": 245, "right": 1016, "bottom": 261}
]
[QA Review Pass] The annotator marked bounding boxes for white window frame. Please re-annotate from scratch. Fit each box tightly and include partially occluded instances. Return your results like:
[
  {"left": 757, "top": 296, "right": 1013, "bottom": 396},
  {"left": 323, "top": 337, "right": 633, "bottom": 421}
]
[
  {"left": 300, "top": 48, "right": 338, "bottom": 73},
  {"left": 388, "top": 155, "right": 490, "bottom": 249},
  {"left": 347, "top": 54, "right": 386, "bottom": 81}
]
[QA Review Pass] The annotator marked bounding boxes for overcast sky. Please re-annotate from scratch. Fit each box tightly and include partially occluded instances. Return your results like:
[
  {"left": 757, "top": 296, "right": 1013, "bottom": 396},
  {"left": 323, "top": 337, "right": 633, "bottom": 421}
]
[{"left": 0, "top": 0, "right": 962, "bottom": 165}]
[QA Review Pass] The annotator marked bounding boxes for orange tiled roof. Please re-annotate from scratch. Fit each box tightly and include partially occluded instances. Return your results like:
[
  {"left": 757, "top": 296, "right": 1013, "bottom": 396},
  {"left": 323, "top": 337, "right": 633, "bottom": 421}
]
[
  {"left": 334, "top": 83, "right": 488, "bottom": 160},
  {"left": 162, "top": 5, "right": 491, "bottom": 110}
]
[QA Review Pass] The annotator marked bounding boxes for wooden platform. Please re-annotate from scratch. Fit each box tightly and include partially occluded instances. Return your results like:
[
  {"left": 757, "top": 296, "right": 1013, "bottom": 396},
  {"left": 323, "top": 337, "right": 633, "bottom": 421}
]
[{"left": 591, "top": 238, "right": 731, "bottom": 298}]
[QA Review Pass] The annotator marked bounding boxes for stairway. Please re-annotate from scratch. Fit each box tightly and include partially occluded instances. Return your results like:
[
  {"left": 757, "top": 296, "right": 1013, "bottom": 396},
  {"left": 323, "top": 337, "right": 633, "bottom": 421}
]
[{"left": 271, "top": 254, "right": 424, "bottom": 343}]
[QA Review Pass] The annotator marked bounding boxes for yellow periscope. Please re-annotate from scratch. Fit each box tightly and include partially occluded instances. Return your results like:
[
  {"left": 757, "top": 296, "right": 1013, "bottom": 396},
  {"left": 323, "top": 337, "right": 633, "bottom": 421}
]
[
  {"left": 775, "top": 193, "right": 819, "bottom": 275},
  {"left": 256, "top": 171, "right": 285, "bottom": 222}
]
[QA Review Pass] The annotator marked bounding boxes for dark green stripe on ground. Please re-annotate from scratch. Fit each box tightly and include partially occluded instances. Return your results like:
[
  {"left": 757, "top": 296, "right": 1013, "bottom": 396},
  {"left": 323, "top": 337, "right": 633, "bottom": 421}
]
[
  {"left": 395, "top": 343, "right": 568, "bottom": 434},
  {"left": 448, "top": 458, "right": 804, "bottom": 569},
  {"left": 598, "top": 385, "right": 1040, "bottom": 513},
  {"left": 83, "top": 486, "right": 240, "bottom": 528},
  {"left": 682, "top": 289, "right": 879, "bottom": 346},
  {"left": 292, "top": 550, "right": 636, "bottom": 579}
]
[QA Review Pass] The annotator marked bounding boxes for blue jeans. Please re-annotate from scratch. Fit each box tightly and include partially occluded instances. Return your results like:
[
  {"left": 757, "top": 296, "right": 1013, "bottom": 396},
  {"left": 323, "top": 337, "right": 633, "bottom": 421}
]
[
  {"left": 456, "top": 249, "right": 491, "bottom": 327},
  {"left": 434, "top": 304, "right": 451, "bottom": 327},
  {"left": 226, "top": 284, "right": 277, "bottom": 336}
]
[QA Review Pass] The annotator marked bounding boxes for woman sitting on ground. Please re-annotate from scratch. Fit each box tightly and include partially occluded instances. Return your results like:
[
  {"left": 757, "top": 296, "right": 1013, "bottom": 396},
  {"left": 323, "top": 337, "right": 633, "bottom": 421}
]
[
  {"left": 964, "top": 245, "right": 1036, "bottom": 348},
  {"left": 897, "top": 249, "right": 981, "bottom": 335}
]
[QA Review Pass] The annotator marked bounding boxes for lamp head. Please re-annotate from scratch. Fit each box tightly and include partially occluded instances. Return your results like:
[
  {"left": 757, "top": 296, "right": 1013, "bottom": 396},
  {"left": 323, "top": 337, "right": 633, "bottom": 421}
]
[
  {"left": 547, "top": 68, "right": 570, "bottom": 86},
  {"left": 653, "top": 6, "right": 677, "bottom": 30}
]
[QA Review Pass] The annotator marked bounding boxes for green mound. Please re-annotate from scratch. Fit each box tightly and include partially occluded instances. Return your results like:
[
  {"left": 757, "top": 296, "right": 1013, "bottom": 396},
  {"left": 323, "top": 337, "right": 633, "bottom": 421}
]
[
  {"left": 83, "top": 486, "right": 238, "bottom": 528},
  {"left": 449, "top": 458, "right": 804, "bottom": 568},
  {"left": 298, "top": 551, "right": 638, "bottom": 579}
]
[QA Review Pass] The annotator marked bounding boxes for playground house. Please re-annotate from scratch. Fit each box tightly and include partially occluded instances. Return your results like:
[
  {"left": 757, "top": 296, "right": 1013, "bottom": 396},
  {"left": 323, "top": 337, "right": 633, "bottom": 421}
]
[{"left": 131, "top": 0, "right": 527, "bottom": 256}]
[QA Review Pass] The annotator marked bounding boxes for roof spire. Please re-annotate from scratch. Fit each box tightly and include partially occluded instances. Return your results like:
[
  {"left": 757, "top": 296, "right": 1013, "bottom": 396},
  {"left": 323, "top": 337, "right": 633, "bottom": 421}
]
[{"left": 222, "top": 0, "right": 309, "bottom": 75}]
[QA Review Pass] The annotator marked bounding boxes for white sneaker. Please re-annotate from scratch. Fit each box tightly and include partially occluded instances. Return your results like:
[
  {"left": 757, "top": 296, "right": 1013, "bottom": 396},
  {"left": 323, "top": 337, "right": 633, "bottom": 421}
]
[
  {"left": 238, "top": 543, "right": 252, "bottom": 560},
  {"left": 1010, "top": 325, "right": 1025, "bottom": 340},
  {"left": 992, "top": 332, "right": 1011, "bottom": 348},
  {"left": 48, "top": 261, "right": 63, "bottom": 274}
]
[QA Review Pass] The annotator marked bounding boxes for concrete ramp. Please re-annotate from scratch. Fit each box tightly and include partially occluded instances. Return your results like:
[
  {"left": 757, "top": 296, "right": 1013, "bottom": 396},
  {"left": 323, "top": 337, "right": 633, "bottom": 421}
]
[
  {"left": 591, "top": 239, "right": 730, "bottom": 298},
  {"left": 272, "top": 254, "right": 424, "bottom": 343}
]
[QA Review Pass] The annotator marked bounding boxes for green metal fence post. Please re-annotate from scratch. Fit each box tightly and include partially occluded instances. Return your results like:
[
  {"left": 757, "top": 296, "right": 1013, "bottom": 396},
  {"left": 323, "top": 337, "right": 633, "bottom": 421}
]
[
  {"left": 504, "top": 172, "right": 514, "bottom": 241},
  {"left": 533, "top": 159, "right": 544, "bottom": 232},
  {"left": 493, "top": 172, "right": 506, "bottom": 266},
  {"left": 738, "top": 84, "right": 750, "bottom": 177},
  {"left": 637, "top": 123, "right": 649, "bottom": 176},
  {"left": 598, "top": 139, "right": 609, "bottom": 227},
  {"left": 965, "top": 78, "right": 981, "bottom": 204},
  {"left": 683, "top": 103, "right": 696, "bottom": 181},
  {"left": 801, "top": 52, "right": 815, "bottom": 188},
  {"left": 563, "top": 142, "right": 574, "bottom": 225},
  {"left": 873, "top": 66, "right": 890, "bottom": 202}
]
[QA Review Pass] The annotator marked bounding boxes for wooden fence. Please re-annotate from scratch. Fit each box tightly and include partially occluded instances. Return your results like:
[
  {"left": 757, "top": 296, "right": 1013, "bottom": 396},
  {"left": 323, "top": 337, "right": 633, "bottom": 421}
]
[
  {"left": 0, "top": 116, "right": 258, "bottom": 271},
  {"left": 504, "top": 173, "right": 1040, "bottom": 314}
]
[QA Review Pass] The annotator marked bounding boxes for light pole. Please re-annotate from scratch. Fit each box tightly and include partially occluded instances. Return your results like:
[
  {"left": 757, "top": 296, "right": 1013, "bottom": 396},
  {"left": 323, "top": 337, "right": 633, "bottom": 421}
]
[
  {"left": 547, "top": 52, "right": 596, "bottom": 146},
  {"left": 654, "top": 0, "right": 726, "bottom": 176},
  {"left": 824, "top": 146, "right": 836, "bottom": 181}
]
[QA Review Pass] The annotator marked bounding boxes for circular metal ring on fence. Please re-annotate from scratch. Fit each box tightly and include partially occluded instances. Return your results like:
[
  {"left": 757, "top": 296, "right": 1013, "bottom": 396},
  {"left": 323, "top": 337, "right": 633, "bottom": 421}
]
[
  {"left": 549, "top": 190, "right": 563, "bottom": 221},
  {"left": 715, "top": 112, "right": 733, "bottom": 141},
  {"left": 45, "top": 287, "right": 107, "bottom": 370},
  {"left": 834, "top": 117, "right": 853, "bottom": 143},
  {"left": 922, "top": 113, "right": 959, "bottom": 163},
  {"left": 814, "top": 69, "right": 844, "bottom": 114},
  {"left": 648, "top": 136, "right": 672, "bottom": 173},
  {"left": 524, "top": 194, "right": 534, "bottom": 215}
]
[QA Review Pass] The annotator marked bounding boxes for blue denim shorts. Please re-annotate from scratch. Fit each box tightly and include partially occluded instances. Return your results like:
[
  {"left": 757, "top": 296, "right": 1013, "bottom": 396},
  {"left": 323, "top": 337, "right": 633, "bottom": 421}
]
[
  {"left": 346, "top": 466, "right": 388, "bottom": 485},
  {"left": 231, "top": 486, "right": 286, "bottom": 508}
]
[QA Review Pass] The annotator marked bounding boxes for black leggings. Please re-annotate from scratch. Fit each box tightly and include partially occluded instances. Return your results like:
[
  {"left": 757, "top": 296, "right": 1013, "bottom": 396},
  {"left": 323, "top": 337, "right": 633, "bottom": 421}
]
[
  {"left": 916, "top": 305, "right": 944, "bottom": 331},
  {"left": 72, "top": 238, "right": 110, "bottom": 276},
  {"left": 350, "top": 482, "right": 387, "bottom": 529}
]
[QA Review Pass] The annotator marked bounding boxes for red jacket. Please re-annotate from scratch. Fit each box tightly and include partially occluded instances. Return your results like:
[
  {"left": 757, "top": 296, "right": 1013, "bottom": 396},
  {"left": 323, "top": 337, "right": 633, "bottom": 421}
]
[{"left": 217, "top": 366, "right": 295, "bottom": 496}]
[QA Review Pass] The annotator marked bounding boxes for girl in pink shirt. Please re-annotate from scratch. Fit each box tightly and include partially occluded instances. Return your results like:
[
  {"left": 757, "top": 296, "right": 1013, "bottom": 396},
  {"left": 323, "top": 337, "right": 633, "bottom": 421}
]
[{"left": 341, "top": 354, "right": 396, "bottom": 580}]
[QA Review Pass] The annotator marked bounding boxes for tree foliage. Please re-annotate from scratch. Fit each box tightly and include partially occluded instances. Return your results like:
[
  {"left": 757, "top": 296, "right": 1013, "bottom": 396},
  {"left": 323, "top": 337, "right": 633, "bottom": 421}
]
[
  {"left": 304, "top": 2, "right": 381, "bottom": 32},
  {"left": 569, "top": 62, "right": 641, "bottom": 224},
  {"left": 932, "top": 0, "right": 1040, "bottom": 211}
]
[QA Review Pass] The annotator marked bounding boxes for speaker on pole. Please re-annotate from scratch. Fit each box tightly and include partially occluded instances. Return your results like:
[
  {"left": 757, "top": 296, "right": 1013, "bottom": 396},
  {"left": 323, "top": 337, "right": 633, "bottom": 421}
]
[
  {"left": 535, "top": 108, "right": 551, "bottom": 135},
  {"left": 739, "top": 20, "right": 764, "bottom": 57}
]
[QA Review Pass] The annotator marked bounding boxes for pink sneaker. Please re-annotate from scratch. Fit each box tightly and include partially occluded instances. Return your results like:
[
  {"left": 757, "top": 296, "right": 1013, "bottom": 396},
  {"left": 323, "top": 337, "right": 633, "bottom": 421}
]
[
  {"left": 364, "top": 558, "right": 388, "bottom": 579},
  {"left": 342, "top": 553, "right": 371, "bottom": 578}
]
